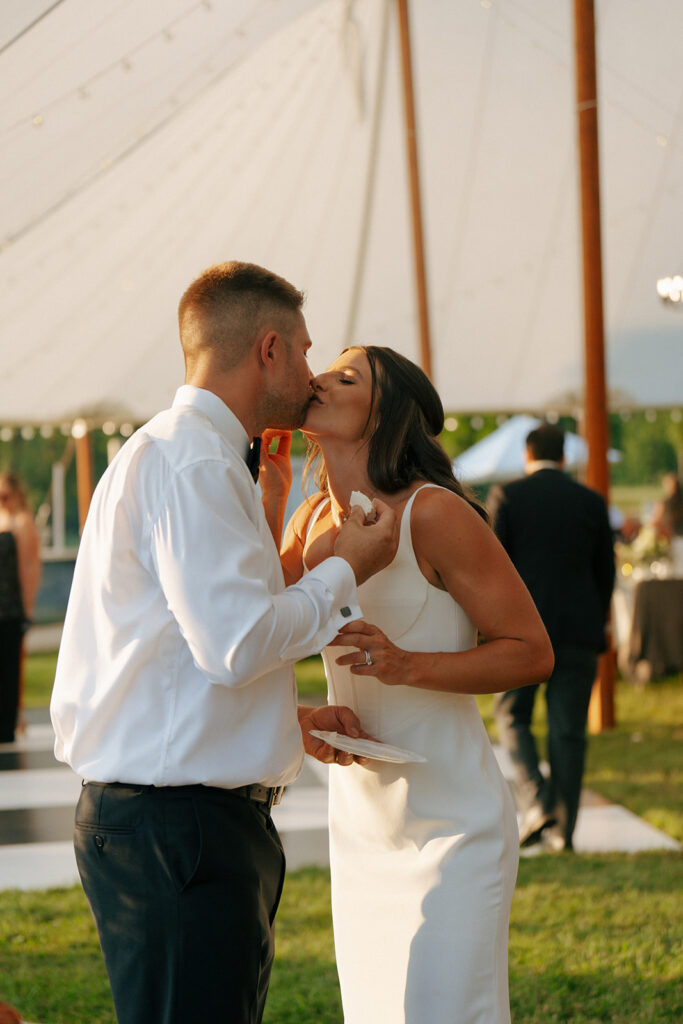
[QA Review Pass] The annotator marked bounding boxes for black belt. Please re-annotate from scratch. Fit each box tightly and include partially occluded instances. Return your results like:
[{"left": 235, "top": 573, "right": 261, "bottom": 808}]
[
  {"left": 230, "top": 783, "right": 286, "bottom": 810},
  {"left": 83, "top": 780, "right": 286, "bottom": 811}
]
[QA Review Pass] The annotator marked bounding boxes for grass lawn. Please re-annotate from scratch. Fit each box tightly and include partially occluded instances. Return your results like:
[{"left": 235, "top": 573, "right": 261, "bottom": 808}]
[
  {"left": 7, "top": 652, "right": 681, "bottom": 1022},
  {"left": 21, "top": 650, "right": 59, "bottom": 708},
  {"left": 1, "top": 855, "right": 681, "bottom": 1024}
]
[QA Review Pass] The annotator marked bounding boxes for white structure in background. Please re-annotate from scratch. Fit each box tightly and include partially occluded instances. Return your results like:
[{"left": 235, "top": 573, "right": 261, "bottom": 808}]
[
  {"left": 453, "top": 415, "right": 620, "bottom": 486},
  {"left": 0, "top": 0, "right": 681, "bottom": 428}
]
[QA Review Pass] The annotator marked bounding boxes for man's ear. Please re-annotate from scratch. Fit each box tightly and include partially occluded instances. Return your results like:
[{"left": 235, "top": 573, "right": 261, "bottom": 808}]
[{"left": 256, "top": 330, "right": 279, "bottom": 372}]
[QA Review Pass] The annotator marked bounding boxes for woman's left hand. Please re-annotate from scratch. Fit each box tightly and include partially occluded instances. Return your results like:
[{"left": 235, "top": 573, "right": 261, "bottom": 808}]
[
  {"left": 259, "top": 430, "right": 293, "bottom": 545},
  {"left": 330, "top": 620, "right": 414, "bottom": 687},
  {"left": 259, "top": 430, "right": 293, "bottom": 502}
]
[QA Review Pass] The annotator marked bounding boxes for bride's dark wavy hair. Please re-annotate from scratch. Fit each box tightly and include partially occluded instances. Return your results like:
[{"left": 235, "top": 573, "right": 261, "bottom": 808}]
[{"left": 304, "top": 345, "right": 487, "bottom": 522}]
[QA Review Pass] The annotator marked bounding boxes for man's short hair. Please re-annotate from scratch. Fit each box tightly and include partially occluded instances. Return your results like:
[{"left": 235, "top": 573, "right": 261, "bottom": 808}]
[
  {"left": 178, "top": 261, "right": 305, "bottom": 372},
  {"left": 526, "top": 422, "right": 565, "bottom": 462}
]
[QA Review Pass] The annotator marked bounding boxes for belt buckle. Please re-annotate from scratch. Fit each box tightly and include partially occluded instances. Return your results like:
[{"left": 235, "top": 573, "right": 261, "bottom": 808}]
[{"left": 267, "top": 785, "right": 285, "bottom": 810}]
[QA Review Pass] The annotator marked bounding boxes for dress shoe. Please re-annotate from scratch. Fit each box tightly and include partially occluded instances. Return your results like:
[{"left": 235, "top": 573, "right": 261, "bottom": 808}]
[
  {"left": 518, "top": 806, "right": 557, "bottom": 847},
  {"left": 540, "top": 825, "right": 570, "bottom": 852}
]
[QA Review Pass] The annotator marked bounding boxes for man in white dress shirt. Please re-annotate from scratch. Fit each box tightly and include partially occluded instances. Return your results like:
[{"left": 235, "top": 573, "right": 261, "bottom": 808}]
[{"left": 50, "top": 261, "right": 397, "bottom": 1024}]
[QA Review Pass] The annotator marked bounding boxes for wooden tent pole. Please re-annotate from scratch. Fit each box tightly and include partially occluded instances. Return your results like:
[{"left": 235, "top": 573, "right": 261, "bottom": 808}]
[
  {"left": 74, "top": 424, "right": 94, "bottom": 534},
  {"left": 573, "top": 0, "right": 615, "bottom": 731},
  {"left": 396, "top": 0, "right": 433, "bottom": 379}
]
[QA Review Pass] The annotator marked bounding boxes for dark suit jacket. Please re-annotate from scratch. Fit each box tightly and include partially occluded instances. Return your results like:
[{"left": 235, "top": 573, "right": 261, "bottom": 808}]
[{"left": 489, "top": 468, "right": 615, "bottom": 653}]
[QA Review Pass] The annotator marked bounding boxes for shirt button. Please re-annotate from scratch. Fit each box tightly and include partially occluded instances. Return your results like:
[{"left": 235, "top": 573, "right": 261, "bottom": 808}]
[{"left": 340, "top": 606, "right": 352, "bottom": 617}]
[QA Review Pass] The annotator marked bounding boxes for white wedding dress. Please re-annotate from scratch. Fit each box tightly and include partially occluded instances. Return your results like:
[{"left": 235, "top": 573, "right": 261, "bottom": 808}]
[{"left": 315, "top": 486, "right": 519, "bottom": 1024}]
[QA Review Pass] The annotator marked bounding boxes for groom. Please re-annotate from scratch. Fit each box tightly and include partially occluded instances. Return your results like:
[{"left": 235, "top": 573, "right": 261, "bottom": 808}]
[{"left": 50, "top": 261, "right": 398, "bottom": 1024}]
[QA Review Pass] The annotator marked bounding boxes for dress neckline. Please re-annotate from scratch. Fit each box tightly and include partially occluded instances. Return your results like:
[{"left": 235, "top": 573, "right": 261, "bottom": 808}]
[{"left": 302, "top": 483, "right": 443, "bottom": 573}]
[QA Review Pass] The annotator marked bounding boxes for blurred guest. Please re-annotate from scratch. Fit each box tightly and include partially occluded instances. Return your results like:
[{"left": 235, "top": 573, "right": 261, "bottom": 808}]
[
  {"left": 652, "top": 472, "right": 683, "bottom": 575},
  {"left": 488, "top": 424, "right": 615, "bottom": 851},
  {"left": 0, "top": 471, "right": 41, "bottom": 743},
  {"left": 619, "top": 515, "right": 642, "bottom": 544}
]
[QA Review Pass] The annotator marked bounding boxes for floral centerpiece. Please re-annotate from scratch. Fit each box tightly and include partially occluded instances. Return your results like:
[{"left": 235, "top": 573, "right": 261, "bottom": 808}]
[{"left": 616, "top": 524, "right": 671, "bottom": 579}]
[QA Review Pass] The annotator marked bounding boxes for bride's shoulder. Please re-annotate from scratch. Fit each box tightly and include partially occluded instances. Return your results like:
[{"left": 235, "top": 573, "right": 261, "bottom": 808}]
[
  {"left": 286, "top": 491, "right": 328, "bottom": 542},
  {"left": 410, "top": 485, "right": 488, "bottom": 536}
]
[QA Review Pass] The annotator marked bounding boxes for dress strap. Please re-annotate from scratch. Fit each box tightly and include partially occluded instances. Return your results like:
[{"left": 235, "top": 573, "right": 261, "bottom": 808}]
[
  {"left": 301, "top": 496, "right": 331, "bottom": 573},
  {"left": 398, "top": 483, "right": 443, "bottom": 563},
  {"left": 304, "top": 495, "right": 330, "bottom": 544}
]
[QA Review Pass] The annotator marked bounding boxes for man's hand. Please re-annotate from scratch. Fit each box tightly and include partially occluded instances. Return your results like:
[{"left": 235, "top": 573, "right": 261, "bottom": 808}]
[
  {"left": 297, "top": 704, "right": 374, "bottom": 765},
  {"left": 333, "top": 499, "right": 398, "bottom": 586}
]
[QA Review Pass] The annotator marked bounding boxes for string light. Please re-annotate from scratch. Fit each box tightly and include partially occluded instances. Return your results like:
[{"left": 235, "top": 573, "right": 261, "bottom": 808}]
[{"left": 657, "top": 275, "right": 683, "bottom": 305}]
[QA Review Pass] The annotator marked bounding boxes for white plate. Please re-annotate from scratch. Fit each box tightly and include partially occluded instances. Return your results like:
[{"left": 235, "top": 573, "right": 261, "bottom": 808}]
[{"left": 309, "top": 730, "right": 427, "bottom": 764}]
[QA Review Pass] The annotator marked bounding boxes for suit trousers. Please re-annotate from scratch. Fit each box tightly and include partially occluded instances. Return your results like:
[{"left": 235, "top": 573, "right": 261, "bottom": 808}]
[
  {"left": 494, "top": 646, "right": 597, "bottom": 848},
  {"left": 74, "top": 781, "right": 286, "bottom": 1024}
]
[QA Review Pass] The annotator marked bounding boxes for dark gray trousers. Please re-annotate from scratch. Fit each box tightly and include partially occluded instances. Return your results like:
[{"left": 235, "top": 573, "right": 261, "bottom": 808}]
[
  {"left": 494, "top": 646, "right": 597, "bottom": 848},
  {"left": 75, "top": 781, "right": 286, "bottom": 1024}
]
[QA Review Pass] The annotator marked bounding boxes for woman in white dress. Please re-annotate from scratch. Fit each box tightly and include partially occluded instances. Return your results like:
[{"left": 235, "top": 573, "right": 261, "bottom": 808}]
[{"left": 281, "top": 347, "right": 553, "bottom": 1024}]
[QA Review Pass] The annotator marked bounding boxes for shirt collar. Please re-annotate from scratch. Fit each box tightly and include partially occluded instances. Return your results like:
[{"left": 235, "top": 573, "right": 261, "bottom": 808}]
[
  {"left": 172, "top": 385, "right": 250, "bottom": 459},
  {"left": 526, "top": 459, "right": 563, "bottom": 475}
]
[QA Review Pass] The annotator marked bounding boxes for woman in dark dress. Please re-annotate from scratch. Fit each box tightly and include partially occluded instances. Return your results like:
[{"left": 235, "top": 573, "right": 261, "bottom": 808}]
[{"left": 0, "top": 472, "right": 41, "bottom": 742}]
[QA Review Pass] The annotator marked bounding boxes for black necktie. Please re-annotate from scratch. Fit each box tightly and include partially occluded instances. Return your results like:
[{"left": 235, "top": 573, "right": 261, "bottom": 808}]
[{"left": 246, "top": 436, "right": 261, "bottom": 482}]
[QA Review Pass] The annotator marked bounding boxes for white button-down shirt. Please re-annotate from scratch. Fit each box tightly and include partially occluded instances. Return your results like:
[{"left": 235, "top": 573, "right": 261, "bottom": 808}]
[{"left": 51, "top": 386, "right": 361, "bottom": 788}]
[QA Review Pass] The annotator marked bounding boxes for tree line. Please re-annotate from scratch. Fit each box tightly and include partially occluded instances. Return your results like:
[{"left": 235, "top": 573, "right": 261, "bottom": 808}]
[{"left": 1, "top": 409, "right": 680, "bottom": 548}]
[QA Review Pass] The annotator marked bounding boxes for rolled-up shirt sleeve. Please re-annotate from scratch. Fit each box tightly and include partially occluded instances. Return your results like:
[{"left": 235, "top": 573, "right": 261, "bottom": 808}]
[{"left": 149, "top": 457, "right": 361, "bottom": 688}]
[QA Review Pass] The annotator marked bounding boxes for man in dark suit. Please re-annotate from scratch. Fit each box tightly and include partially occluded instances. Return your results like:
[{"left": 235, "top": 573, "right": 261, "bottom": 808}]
[{"left": 489, "top": 423, "right": 615, "bottom": 851}]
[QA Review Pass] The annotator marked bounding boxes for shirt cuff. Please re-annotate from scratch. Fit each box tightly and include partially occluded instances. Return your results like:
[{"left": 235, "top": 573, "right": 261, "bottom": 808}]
[{"left": 304, "top": 555, "right": 363, "bottom": 629}]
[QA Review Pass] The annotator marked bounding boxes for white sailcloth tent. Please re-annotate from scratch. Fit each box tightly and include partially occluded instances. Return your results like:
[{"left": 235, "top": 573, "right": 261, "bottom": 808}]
[
  {"left": 1, "top": 0, "right": 681, "bottom": 427},
  {"left": 453, "top": 414, "right": 620, "bottom": 485}
]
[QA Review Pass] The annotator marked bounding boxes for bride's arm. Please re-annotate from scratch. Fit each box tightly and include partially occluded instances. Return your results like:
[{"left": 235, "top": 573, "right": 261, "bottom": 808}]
[
  {"left": 279, "top": 492, "right": 325, "bottom": 586},
  {"left": 331, "top": 488, "right": 554, "bottom": 695}
]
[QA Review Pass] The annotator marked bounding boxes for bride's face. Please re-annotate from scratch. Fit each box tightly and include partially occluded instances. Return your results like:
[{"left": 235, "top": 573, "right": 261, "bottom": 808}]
[{"left": 303, "top": 348, "right": 374, "bottom": 443}]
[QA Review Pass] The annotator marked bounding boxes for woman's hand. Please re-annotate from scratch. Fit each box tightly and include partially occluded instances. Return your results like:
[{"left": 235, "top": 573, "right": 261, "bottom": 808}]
[
  {"left": 259, "top": 430, "right": 293, "bottom": 545},
  {"left": 298, "top": 703, "right": 375, "bottom": 765},
  {"left": 259, "top": 430, "right": 293, "bottom": 501},
  {"left": 330, "top": 620, "right": 414, "bottom": 687}
]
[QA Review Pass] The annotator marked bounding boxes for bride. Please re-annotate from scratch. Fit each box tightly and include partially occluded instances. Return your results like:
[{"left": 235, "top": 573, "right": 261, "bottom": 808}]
[{"left": 280, "top": 346, "right": 553, "bottom": 1024}]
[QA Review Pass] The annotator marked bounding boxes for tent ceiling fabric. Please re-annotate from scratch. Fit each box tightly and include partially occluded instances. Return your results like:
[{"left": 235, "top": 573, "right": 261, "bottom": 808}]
[{"left": 1, "top": 0, "right": 681, "bottom": 426}]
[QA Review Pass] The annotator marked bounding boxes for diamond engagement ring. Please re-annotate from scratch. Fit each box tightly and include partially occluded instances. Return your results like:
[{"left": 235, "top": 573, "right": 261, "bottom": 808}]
[{"left": 364, "top": 649, "right": 373, "bottom": 666}]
